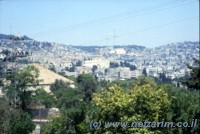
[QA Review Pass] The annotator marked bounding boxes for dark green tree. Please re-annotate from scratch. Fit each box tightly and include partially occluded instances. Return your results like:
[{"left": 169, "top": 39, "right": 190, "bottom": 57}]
[
  {"left": 66, "top": 66, "right": 75, "bottom": 72},
  {"left": 110, "top": 62, "right": 119, "bottom": 68},
  {"left": 162, "top": 84, "right": 200, "bottom": 133},
  {"left": 50, "top": 79, "right": 70, "bottom": 92},
  {"left": 92, "top": 65, "right": 98, "bottom": 73},
  {"left": 41, "top": 115, "right": 76, "bottom": 134},
  {"left": 33, "top": 88, "right": 56, "bottom": 108},
  {"left": 41, "top": 85, "right": 86, "bottom": 133},
  {"left": 76, "top": 60, "right": 82, "bottom": 66},
  {"left": 0, "top": 98, "right": 21, "bottom": 134},
  {"left": 142, "top": 68, "right": 147, "bottom": 76},
  {"left": 159, "top": 72, "right": 171, "bottom": 83},
  {"left": 77, "top": 74, "right": 98, "bottom": 101},
  {"left": 0, "top": 78, "right": 3, "bottom": 89},
  {"left": 3, "top": 65, "right": 40, "bottom": 110},
  {"left": 0, "top": 65, "right": 3, "bottom": 77},
  {"left": 8, "top": 112, "right": 35, "bottom": 134},
  {"left": 129, "top": 64, "right": 137, "bottom": 71},
  {"left": 55, "top": 88, "right": 85, "bottom": 133},
  {"left": 183, "top": 58, "right": 200, "bottom": 90}
]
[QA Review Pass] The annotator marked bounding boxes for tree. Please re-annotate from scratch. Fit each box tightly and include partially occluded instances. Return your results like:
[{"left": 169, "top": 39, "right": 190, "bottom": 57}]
[
  {"left": 0, "top": 65, "right": 3, "bottom": 77},
  {"left": 54, "top": 87, "right": 83, "bottom": 110},
  {"left": 50, "top": 79, "right": 70, "bottom": 92},
  {"left": 3, "top": 65, "right": 40, "bottom": 110},
  {"left": 0, "top": 98, "right": 36, "bottom": 134},
  {"left": 82, "top": 81, "right": 170, "bottom": 133},
  {"left": 106, "top": 79, "right": 135, "bottom": 92},
  {"left": 42, "top": 74, "right": 99, "bottom": 133},
  {"left": 77, "top": 74, "right": 98, "bottom": 101},
  {"left": 50, "top": 79, "right": 86, "bottom": 132},
  {"left": 41, "top": 115, "right": 76, "bottom": 134},
  {"left": 120, "top": 61, "right": 137, "bottom": 70},
  {"left": 76, "top": 60, "right": 82, "bottom": 66},
  {"left": 0, "top": 78, "right": 3, "bottom": 89},
  {"left": 8, "top": 112, "right": 35, "bottom": 134},
  {"left": 142, "top": 68, "right": 147, "bottom": 76},
  {"left": 41, "top": 115, "right": 63, "bottom": 134},
  {"left": 120, "top": 61, "right": 124, "bottom": 66},
  {"left": 129, "top": 64, "right": 137, "bottom": 71},
  {"left": 92, "top": 65, "right": 98, "bottom": 73},
  {"left": 66, "top": 66, "right": 75, "bottom": 72},
  {"left": 159, "top": 72, "right": 171, "bottom": 83},
  {"left": 42, "top": 86, "right": 86, "bottom": 133},
  {"left": 162, "top": 84, "right": 200, "bottom": 133},
  {"left": 182, "top": 58, "right": 200, "bottom": 90},
  {"left": 133, "top": 76, "right": 157, "bottom": 87},
  {"left": 0, "top": 97, "right": 21, "bottom": 134},
  {"left": 110, "top": 62, "right": 119, "bottom": 68},
  {"left": 33, "top": 88, "right": 55, "bottom": 108}
]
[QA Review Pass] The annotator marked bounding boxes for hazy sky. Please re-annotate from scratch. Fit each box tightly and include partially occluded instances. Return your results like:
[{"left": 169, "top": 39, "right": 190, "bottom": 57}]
[{"left": 0, "top": 0, "right": 199, "bottom": 47}]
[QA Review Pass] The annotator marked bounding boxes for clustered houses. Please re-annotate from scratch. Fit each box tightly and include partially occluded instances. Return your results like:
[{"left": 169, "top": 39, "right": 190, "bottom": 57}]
[{"left": 0, "top": 38, "right": 199, "bottom": 82}]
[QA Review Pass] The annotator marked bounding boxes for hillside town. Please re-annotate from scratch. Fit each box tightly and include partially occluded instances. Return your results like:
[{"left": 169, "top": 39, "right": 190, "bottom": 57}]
[
  {"left": 1, "top": 0, "right": 199, "bottom": 133},
  {"left": 0, "top": 36, "right": 199, "bottom": 82}
]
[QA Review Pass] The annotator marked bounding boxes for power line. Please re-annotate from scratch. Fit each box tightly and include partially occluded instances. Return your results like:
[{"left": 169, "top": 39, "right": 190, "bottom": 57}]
[
  {"left": 119, "top": 16, "right": 199, "bottom": 38},
  {"left": 83, "top": 16, "right": 198, "bottom": 45},
  {"left": 28, "top": 0, "right": 195, "bottom": 38}
]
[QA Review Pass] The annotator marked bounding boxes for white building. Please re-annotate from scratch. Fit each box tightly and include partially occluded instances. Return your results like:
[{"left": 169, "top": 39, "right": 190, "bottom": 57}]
[
  {"left": 83, "top": 57, "right": 110, "bottom": 69},
  {"left": 119, "top": 67, "right": 131, "bottom": 79},
  {"left": 109, "top": 48, "right": 126, "bottom": 55},
  {"left": 131, "top": 70, "right": 142, "bottom": 78}
]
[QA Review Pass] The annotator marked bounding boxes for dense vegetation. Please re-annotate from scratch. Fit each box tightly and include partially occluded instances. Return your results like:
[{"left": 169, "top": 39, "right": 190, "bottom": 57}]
[
  {"left": 38, "top": 75, "right": 199, "bottom": 134},
  {"left": 0, "top": 59, "right": 199, "bottom": 133},
  {"left": 182, "top": 58, "right": 200, "bottom": 91},
  {"left": 0, "top": 66, "right": 38, "bottom": 133}
]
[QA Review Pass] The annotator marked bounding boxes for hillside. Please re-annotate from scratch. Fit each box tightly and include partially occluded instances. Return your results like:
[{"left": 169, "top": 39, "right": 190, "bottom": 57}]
[{"left": 0, "top": 34, "right": 32, "bottom": 40}]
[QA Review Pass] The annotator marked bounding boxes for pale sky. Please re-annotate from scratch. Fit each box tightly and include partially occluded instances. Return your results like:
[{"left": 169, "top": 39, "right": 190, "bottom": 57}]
[{"left": 0, "top": 0, "right": 199, "bottom": 47}]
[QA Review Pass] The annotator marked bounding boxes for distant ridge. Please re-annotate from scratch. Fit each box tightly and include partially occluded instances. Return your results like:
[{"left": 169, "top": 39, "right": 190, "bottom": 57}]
[
  {"left": 0, "top": 34, "right": 33, "bottom": 40},
  {"left": 72, "top": 45, "right": 146, "bottom": 53},
  {"left": 0, "top": 33, "right": 198, "bottom": 49}
]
